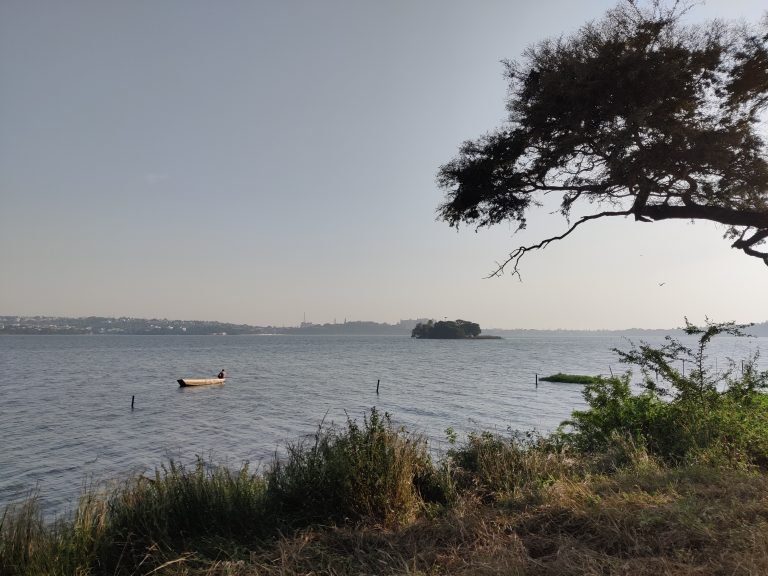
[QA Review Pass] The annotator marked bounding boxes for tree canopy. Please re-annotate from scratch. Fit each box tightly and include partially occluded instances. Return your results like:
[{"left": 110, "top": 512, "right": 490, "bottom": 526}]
[
  {"left": 411, "top": 319, "right": 482, "bottom": 339},
  {"left": 438, "top": 0, "right": 768, "bottom": 276}
]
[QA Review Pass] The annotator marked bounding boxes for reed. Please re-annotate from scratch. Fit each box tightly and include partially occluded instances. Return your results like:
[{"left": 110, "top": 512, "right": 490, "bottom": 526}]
[
  {"left": 0, "top": 495, "right": 47, "bottom": 575},
  {"left": 266, "top": 408, "right": 448, "bottom": 527},
  {"left": 0, "top": 489, "right": 110, "bottom": 576},
  {"left": 0, "top": 409, "right": 449, "bottom": 573},
  {"left": 447, "top": 430, "right": 580, "bottom": 502},
  {"left": 101, "top": 459, "right": 269, "bottom": 570}
]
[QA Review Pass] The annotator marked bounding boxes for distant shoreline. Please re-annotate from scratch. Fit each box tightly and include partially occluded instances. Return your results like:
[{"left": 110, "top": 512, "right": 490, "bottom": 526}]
[{"left": 2, "top": 316, "right": 767, "bottom": 337}]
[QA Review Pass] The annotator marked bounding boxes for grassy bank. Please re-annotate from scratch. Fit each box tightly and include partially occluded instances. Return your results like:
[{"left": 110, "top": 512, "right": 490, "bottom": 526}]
[
  {"left": 3, "top": 322, "right": 768, "bottom": 575},
  {"left": 4, "top": 420, "right": 768, "bottom": 575}
]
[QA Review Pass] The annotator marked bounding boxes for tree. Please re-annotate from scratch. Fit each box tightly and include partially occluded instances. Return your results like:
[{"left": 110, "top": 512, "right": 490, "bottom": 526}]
[
  {"left": 437, "top": 0, "right": 768, "bottom": 276},
  {"left": 456, "top": 319, "right": 482, "bottom": 337},
  {"left": 411, "top": 319, "right": 483, "bottom": 338},
  {"left": 410, "top": 320, "right": 433, "bottom": 339}
]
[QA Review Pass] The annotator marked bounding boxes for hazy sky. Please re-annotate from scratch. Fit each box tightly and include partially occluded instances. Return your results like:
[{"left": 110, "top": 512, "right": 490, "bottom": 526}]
[{"left": 2, "top": 0, "right": 767, "bottom": 330}]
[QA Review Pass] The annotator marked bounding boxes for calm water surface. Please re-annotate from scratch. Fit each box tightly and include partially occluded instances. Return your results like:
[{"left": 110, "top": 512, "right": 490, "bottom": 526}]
[{"left": 1, "top": 333, "right": 765, "bottom": 514}]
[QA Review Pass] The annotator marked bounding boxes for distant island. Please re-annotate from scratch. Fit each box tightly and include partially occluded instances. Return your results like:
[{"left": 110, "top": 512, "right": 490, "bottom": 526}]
[{"left": 411, "top": 319, "right": 500, "bottom": 340}]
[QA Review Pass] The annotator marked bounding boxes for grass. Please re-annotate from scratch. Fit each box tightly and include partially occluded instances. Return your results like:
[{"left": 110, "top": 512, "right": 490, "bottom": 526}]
[
  {"left": 243, "top": 465, "right": 768, "bottom": 576},
  {"left": 539, "top": 373, "right": 603, "bottom": 384},
  {"left": 266, "top": 408, "right": 446, "bottom": 527},
  {"left": 0, "top": 409, "right": 446, "bottom": 575},
  {"left": 4, "top": 326, "right": 768, "bottom": 574},
  {"left": 5, "top": 419, "right": 768, "bottom": 575}
]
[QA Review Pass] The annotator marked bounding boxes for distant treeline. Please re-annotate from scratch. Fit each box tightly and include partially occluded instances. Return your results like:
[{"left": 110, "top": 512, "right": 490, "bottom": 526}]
[
  {"left": 0, "top": 316, "right": 424, "bottom": 336},
  {"left": 2, "top": 316, "right": 766, "bottom": 337}
]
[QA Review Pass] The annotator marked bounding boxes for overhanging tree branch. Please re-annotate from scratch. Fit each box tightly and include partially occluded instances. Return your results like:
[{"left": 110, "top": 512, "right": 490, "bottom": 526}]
[
  {"left": 492, "top": 209, "right": 633, "bottom": 278},
  {"left": 437, "top": 0, "right": 768, "bottom": 275}
]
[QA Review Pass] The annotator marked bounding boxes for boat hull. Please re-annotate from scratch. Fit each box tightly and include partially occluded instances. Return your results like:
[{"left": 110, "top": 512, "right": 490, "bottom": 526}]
[{"left": 177, "top": 378, "right": 225, "bottom": 387}]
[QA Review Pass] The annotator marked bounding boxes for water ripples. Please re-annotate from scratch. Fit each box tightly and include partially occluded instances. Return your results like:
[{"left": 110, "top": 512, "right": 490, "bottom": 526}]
[{"left": 1, "top": 333, "right": 765, "bottom": 514}]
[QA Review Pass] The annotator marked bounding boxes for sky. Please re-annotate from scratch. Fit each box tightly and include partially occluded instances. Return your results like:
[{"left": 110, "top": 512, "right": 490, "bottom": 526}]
[{"left": 1, "top": 0, "right": 767, "bottom": 330}]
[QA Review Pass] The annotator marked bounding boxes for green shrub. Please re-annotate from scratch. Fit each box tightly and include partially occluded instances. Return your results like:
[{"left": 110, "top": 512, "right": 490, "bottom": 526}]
[
  {"left": 561, "top": 319, "right": 768, "bottom": 467},
  {"left": 560, "top": 375, "right": 667, "bottom": 455}
]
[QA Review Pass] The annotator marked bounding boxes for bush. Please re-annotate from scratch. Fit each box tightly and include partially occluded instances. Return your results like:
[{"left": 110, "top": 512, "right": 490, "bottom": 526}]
[
  {"left": 447, "top": 430, "right": 576, "bottom": 501},
  {"left": 561, "top": 320, "right": 768, "bottom": 467},
  {"left": 560, "top": 375, "right": 666, "bottom": 455}
]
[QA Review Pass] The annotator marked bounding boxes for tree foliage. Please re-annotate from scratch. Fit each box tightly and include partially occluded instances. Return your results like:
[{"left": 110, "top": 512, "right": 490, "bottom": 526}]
[
  {"left": 612, "top": 317, "right": 765, "bottom": 400},
  {"left": 438, "top": 0, "right": 768, "bottom": 275},
  {"left": 411, "top": 319, "right": 482, "bottom": 339}
]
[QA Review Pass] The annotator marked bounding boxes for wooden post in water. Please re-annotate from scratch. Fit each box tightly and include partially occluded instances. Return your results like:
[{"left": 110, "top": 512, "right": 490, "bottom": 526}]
[
  {"left": 376, "top": 379, "right": 380, "bottom": 395},
  {"left": 131, "top": 395, "right": 135, "bottom": 410},
  {"left": 535, "top": 373, "right": 538, "bottom": 387}
]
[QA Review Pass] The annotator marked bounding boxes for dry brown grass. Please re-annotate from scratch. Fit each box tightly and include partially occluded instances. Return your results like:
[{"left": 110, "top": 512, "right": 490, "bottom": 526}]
[{"left": 138, "top": 464, "right": 768, "bottom": 576}]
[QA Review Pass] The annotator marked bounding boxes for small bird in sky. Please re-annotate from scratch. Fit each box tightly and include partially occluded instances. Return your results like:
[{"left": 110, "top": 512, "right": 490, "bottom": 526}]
[{"left": 658, "top": 282, "right": 666, "bottom": 286}]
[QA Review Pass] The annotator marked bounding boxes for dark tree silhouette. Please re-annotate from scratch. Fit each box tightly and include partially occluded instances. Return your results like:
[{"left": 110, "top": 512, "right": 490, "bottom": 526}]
[
  {"left": 456, "top": 319, "right": 481, "bottom": 337},
  {"left": 411, "top": 319, "right": 483, "bottom": 339},
  {"left": 438, "top": 0, "right": 768, "bottom": 276}
]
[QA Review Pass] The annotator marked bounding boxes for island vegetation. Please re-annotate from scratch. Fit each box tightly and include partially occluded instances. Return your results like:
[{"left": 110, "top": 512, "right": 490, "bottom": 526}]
[
  {"left": 3, "top": 319, "right": 768, "bottom": 575},
  {"left": 539, "top": 373, "right": 603, "bottom": 384},
  {"left": 411, "top": 318, "right": 494, "bottom": 339}
]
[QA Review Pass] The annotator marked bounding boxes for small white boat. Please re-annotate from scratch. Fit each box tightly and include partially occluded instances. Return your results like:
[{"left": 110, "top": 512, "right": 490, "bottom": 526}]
[{"left": 177, "top": 378, "right": 225, "bottom": 387}]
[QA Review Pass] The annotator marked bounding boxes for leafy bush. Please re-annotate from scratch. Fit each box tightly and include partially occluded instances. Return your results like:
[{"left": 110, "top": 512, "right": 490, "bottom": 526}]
[
  {"left": 561, "top": 319, "right": 768, "bottom": 466},
  {"left": 560, "top": 376, "right": 668, "bottom": 455}
]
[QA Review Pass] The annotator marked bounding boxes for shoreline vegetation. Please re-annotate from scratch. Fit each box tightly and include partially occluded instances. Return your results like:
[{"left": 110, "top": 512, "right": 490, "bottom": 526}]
[
  {"left": 539, "top": 373, "right": 603, "bottom": 384},
  {"left": 3, "top": 321, "right": 768, "bottom": 574},
  {"left": 4, "top": 315, "right": 768, "bottom": 336}
]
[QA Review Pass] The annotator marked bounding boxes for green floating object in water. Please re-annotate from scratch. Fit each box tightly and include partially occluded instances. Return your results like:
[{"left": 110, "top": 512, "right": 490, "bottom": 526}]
[{"left": 539, "top": 373, "right": 602, "bottom": 384}]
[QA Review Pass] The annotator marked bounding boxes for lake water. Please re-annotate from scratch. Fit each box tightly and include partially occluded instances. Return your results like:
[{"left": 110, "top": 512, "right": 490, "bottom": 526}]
[{"left": 1, "top": 333, "right": 765, "bottom": 514}]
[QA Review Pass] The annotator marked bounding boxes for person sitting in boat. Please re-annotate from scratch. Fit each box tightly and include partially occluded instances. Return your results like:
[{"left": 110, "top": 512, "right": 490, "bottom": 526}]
[{"left": 217, "top": 369, "right": 226, "bottom": 379}]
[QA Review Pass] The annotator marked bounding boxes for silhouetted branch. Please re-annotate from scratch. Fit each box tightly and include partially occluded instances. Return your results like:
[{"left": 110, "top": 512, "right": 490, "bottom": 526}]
[{"left": 491, "top": 209, "right": 633, "bottom": 279}]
